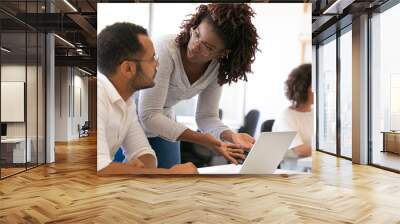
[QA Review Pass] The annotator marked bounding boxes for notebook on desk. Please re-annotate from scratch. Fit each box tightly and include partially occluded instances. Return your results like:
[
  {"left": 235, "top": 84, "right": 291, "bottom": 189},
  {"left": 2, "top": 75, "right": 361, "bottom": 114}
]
[{"left": 198, "top": 131, "right": 296, "bottom": 174}]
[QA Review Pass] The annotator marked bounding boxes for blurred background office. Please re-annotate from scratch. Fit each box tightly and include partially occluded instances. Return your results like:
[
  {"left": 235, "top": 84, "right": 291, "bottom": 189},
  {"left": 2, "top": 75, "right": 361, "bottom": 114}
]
[{"left": 98, "top": 3, "right": 312, "bottom": 167}]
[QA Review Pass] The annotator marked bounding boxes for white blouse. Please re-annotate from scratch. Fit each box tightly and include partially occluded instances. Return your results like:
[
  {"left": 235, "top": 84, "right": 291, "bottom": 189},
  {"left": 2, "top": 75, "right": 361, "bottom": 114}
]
[{"left": 138, "top": 35, "right": 230, "bottom": 141}]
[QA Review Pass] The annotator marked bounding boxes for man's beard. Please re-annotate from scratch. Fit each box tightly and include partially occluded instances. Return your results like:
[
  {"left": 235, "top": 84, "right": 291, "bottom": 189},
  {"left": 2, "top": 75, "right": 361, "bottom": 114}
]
[{"left": 131, "top": 63, "right": 156, "bottom": 91}]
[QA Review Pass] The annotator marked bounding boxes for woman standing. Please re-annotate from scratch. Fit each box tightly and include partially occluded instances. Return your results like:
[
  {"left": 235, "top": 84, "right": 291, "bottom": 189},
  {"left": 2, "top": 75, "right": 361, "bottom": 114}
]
[{"left": 138, "top": 3, "right": 259, "bottom": 168}]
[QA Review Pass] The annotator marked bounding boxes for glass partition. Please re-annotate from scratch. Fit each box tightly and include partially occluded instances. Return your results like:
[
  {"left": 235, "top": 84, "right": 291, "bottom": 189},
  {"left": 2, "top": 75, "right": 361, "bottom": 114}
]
[
  {"left": 339, "top": 28, "right": 352, "bottom": 158},
  {"left": 370, "top": 3, "right": 400, "bottom": 171},
  {"left": 38, "top": 32, "right": 45, "bottom": 165},
  {"left": 0, "top": 1, "right": 46, "bottom": 179},
  {"left": 1, "top": 30, "right": 28, "bottom": 178},
  {"left": 27, "top": 30, "right": 38, "bottom": 169},
  {"left": 317, "top": 36, "right": 337, "bottom": 154}
]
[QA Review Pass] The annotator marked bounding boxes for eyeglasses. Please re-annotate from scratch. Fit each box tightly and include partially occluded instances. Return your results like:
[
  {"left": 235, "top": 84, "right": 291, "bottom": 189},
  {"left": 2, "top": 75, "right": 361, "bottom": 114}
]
[
  {"left": 190, "top": 27, "right": 221, "bottom": 57},
  {"left": 121, "top": 54, "right": 159, "bottom": 66},
  {"left": 132, "top": 54, "right": 159, "bottom": 64}
]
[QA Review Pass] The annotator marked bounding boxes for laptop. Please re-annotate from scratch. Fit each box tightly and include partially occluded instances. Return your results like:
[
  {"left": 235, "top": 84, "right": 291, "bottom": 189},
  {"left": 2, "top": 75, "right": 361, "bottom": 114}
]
[{"left": 198, "top": 131, "right": 296, "bottom": 174}]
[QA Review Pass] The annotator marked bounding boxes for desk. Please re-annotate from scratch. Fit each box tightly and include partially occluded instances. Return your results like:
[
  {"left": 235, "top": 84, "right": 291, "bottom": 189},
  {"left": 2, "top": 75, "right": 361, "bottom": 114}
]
[
  {"left": 381, "top": 131, "right": 400, "bottom": 154},
  {"left": 197, "top": 164, "right": 308, "bottom": 175},
  {"left": 280, "top": 157, "right": 312, "bottom": 173},
  {"left": 1, "top": 138, "right": 31, "bottom": 164}
]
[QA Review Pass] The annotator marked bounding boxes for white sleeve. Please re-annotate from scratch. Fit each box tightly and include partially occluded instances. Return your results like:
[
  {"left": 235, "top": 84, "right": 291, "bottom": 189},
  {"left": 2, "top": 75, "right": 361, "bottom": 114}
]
[
  {"left": 272, "top": 112, "right": 303, "bottom": 149},
  {"left": 138, "top": 40, "right": 187, "bottom": 141},
  {"left": 122, "top": 106, "right": 157, "bottom": 168},
  {"left": 97, "top": 85, "right": 113, "bottom": 171},
  {"left": 195, "top": 80, "right": 230, "bottom": 140}
]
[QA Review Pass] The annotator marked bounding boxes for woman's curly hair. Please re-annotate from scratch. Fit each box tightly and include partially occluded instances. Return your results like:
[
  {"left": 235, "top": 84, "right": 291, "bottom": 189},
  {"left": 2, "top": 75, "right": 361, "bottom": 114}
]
[
  {"left": 175, "top": 3, "right": 259, "bottom": 85},
  {"left": 285, "top": 64, "right": 312, "bottom": 108}
]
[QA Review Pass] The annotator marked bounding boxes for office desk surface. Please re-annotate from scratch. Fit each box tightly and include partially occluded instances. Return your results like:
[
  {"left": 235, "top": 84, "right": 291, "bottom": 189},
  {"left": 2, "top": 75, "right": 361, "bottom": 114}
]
[
  {"left": 198, "top": 164, "right": 308, "bottom": 174},
  {"left": 1, "top": 138, "right": 26, "bottom": 143},
  {"left": 0, "top": 135, "right": 399, "bottom": 223}
]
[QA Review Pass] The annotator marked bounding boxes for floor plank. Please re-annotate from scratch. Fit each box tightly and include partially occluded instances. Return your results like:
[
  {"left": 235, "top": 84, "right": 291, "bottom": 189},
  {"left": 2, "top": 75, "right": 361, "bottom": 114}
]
[{"left": 0, "top": 134, "right": 399, "bottom": 223}]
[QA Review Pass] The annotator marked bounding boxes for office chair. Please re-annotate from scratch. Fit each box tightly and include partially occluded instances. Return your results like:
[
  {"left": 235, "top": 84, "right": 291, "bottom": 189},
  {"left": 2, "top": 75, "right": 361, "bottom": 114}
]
[
  {"left": 261, "top": 119, "right": 275, "bottom": 132},
  {"left": 238, "top": 110, "right": 260, "bottom": 137},
  {"left": 181, "top": 109, "right": 223, "bottom": 167},
  {"left": 79, "top": 121, "right": 90, "bottom": 138}
]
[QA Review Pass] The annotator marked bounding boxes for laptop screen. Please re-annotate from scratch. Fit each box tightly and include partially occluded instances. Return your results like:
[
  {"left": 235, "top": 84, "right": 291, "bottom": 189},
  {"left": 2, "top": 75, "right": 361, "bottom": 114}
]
[{"left": 1, "top": 123, "right": 7, "bottom": 137}]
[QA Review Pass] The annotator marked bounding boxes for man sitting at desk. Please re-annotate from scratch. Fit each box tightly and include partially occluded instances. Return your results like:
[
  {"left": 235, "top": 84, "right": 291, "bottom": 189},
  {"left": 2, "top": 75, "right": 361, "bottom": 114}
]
[{"left": 97, "top": 22, "right": 197, "bottom": 175}]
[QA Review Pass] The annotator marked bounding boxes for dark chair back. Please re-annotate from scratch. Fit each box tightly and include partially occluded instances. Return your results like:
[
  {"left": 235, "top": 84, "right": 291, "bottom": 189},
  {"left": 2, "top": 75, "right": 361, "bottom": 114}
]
[
  {"left": 82, "top": 121, "right": 90, "bottom": 130},
  {"left": 238, "top": 110, "right": 260, "bottom": 137},
  {"left": 261, "top": 119, "right": 275, "bottom": 132},
  {"left": 218, "top": 109, "right": 223, "bottom": 120}
]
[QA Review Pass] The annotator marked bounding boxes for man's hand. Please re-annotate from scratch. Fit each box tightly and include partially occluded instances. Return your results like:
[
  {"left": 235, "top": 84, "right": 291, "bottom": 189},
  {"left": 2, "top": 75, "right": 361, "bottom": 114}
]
[
  {"left": 170, "top": 162, "right": 198, "bottom": 174},
  {"left": 127, "top": 158, "right": 145, "bottom": 168}
]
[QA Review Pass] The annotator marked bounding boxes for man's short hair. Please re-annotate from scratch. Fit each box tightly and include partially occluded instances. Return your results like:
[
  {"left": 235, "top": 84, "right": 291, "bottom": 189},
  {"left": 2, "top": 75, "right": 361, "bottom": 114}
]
[{"left": 97, "top": 22, "right": 148, "bottom": 76}]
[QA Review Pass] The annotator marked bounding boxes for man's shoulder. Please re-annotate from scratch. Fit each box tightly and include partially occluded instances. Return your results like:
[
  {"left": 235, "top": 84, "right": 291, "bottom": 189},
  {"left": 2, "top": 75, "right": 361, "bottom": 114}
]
[
  {"left": 97, "top": 75, "right": 108, "bottom": 95},
  {"left": 97, "top": 74, "right": 113, "bottom": 105}
]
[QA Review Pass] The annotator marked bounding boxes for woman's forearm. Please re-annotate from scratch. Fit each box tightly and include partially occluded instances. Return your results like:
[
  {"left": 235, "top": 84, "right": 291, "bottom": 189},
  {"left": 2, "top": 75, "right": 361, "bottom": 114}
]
[
  {"left": 220, "top": 129, "right": 235, "bottom": 142},
  {"left": 177, "top": 129, "right": 210, "bottom": 146}
]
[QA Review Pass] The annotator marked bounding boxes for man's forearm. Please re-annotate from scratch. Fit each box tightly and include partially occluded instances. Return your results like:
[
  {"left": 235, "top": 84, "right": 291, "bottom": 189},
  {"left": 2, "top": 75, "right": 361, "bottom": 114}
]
[
  {"left": 97, "top": 162, "right": 184, "bottom": 176},
  {"left": 137, "top": 154, "right": 157, "bottom": 168}
]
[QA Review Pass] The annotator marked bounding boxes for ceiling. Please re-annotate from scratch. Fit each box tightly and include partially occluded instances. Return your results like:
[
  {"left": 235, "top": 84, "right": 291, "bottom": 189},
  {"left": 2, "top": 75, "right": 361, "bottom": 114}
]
[
  {"left": 1, "top": 0, "right": 394, "bottom": 72},
  {"left": 311, "top": 0, "right": 390, "bottom": 44},
  {"left": 0, "top": 0, "right": 164, "bottom": 74},
  {"left": 0, "top": 0, "right": 98, "bottom": 74}
]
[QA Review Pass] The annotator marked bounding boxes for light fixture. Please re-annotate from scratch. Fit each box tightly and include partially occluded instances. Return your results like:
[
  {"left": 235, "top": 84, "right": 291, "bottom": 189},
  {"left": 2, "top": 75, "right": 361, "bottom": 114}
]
[
  {"left": 78, "top": 67, "right": 93, "bottom": 76},
  {"left": 54, "top": 34, "right": 75, "bottom": 48},
  {"left": 322, "top": 0, "right": 354, "bottom": 15},
  {"left": 63, "top": 0, "right": 78, "bottom": 12},
  {"left": 76, "top": 48, "right": 87, "bottom": 56},
  {"left": 1, "top": 47, "right": 11, "bottom": 53}
]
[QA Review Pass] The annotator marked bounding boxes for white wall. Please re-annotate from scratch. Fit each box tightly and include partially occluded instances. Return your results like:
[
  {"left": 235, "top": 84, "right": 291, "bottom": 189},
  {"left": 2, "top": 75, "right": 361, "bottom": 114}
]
[
  {"left": 97, "top": 3, "right": 312, "bottom": 136},
  {"left": 72, "top": 73, "right": 89, "bottom": 138},
  {"left": 55, "top": 67, "right": 89, "bottom": 141},
  {"left": 1, "top": 65, "right": 28, "bottom": 138},
  {"left": 246, "top": 4, "right": 312, "bottom": 136},
  {"left": 1, "top": 63, "right": 46, "bottom": 163},
  {"left": 97, "top": 3, "right": 150, "bottom": 34},
  {"left": 55, "top": 67, "right": 68, "bottom": 141}
]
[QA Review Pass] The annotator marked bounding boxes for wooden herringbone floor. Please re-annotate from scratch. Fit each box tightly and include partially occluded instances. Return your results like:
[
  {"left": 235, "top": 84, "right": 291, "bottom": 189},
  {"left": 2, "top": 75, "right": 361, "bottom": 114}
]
[{"left": 1, "top": 135, "right": 400, "bottom": 224}]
